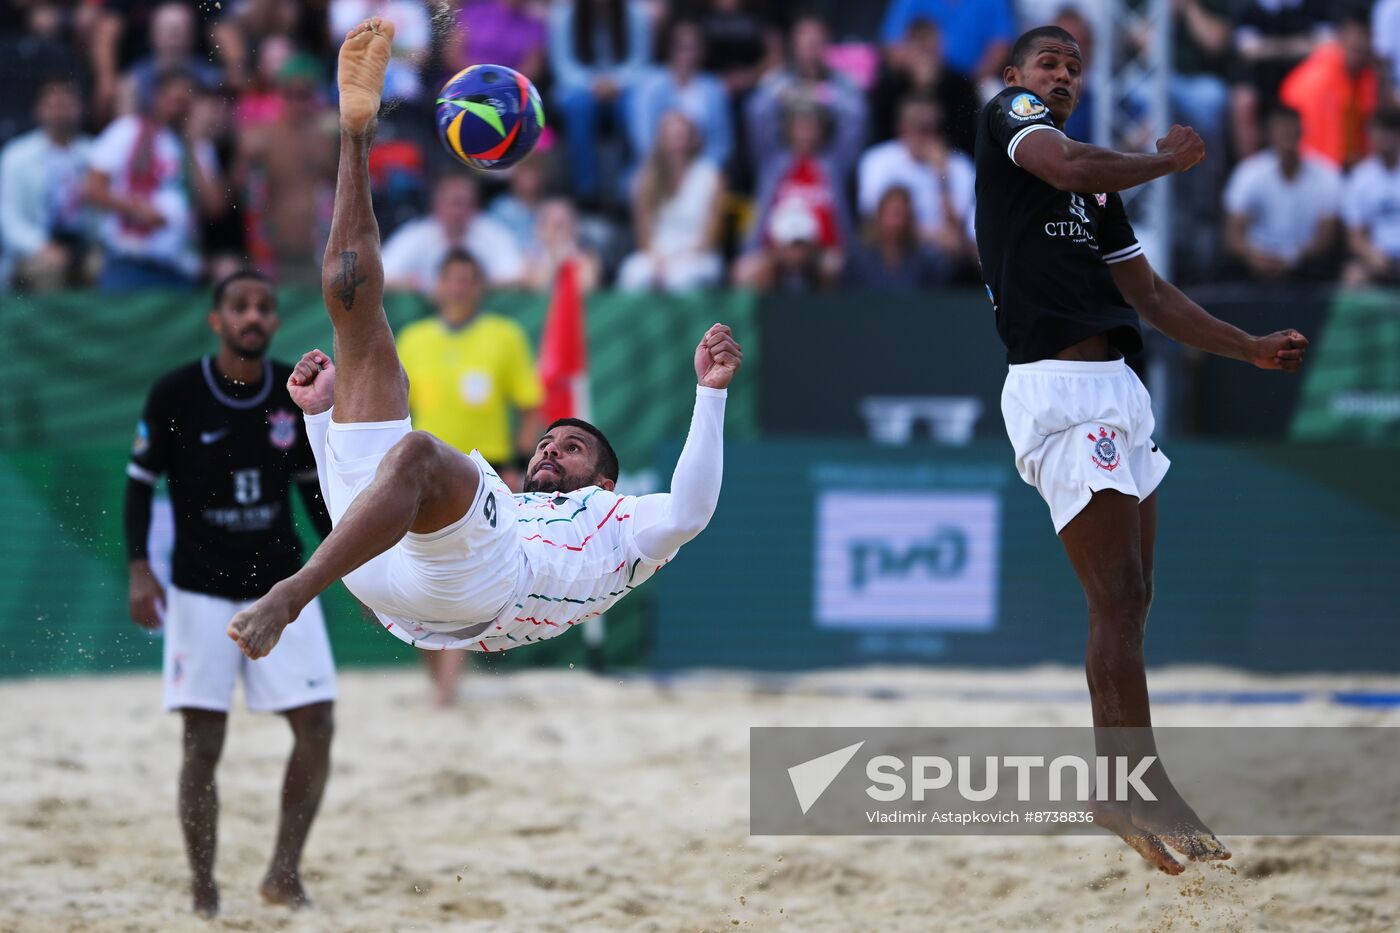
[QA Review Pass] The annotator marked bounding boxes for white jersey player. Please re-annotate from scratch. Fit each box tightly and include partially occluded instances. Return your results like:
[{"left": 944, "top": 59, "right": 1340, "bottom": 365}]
[{"left": 226, "top": 17, "right": 740, "bottom": 661}]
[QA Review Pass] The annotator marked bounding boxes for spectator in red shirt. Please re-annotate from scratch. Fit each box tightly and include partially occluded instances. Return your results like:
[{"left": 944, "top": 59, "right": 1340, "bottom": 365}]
[{"left": 1279, "top": 11, "right": 1379, "bottom": 169}]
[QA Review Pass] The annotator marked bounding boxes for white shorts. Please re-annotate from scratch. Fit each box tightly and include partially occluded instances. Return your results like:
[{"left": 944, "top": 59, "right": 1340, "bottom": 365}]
[
  {"left": 323, "top": 417, "right": 522, "bottom": 638},
  {"left": 163, "top": 586, "right": 336, "bottom": 713},
  {"left": 1001, "top": 358, "right": 1170, "bottom": 534}
]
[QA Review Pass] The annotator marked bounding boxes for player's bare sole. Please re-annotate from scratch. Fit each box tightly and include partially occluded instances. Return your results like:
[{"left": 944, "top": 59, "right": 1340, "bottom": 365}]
[
  {"left": 1091, "top": 800, "right": 1187, "bottom": 875},
  {"left": 227, "top": 586, "right": 298, "bottom": 659},
  {"left": 337, "top": 17, "right": 394, "bottom": 134},
  {"left": 1132, "top": 796, "right": 1232, "bottom": 864},
  {"left": 260, "top": 872, "right": 312, "bottom": 910}
]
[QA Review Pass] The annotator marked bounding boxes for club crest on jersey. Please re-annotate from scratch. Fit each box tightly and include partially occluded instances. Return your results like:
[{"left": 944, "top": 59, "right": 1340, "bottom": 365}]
[
  {"left": 1095, "top": 193, "right": 1108, "bottom": 207},
  {"left": 1088, "top": 427, "right": 1120, "bottom": 471},
  {"left": 268, "top": 410, "right": 297, "bottom": 450},
  {"left": 1009, "top": 93, "right": 1047, "bottom": 120}
]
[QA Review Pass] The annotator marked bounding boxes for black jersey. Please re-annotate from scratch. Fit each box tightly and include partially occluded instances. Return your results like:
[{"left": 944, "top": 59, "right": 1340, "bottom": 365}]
[
  {"left": 127, "top": 357, "right": 318, "bottom": 599},
  {"left": 974, "top": 86, "right": 1145, "bottom": 364}
]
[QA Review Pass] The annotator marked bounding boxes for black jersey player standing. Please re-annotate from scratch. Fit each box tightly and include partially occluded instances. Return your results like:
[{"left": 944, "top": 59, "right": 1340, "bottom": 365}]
[
  {"left": 124, "top": 270, "right": 337, "bottom": 915},
  {"left": 975, "top": 26, "right": 1309, "bottom": 875}
]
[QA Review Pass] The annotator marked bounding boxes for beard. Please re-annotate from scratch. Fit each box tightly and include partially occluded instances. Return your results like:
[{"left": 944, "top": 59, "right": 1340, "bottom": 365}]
[
  {"left": 228, "top": 331, "right": 269, "bottom": 359},
  {"left": 523, "top": 464, "right": 585, "bottom": 494}
]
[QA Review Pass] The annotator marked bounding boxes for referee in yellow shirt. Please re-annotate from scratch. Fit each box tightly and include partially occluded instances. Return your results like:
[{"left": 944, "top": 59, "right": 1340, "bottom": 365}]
[{"left": 395, "top": 248, "right": 545, "bottom": 705}]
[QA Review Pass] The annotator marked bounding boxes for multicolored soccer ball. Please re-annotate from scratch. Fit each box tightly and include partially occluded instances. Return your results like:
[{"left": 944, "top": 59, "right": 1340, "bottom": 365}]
[{"left": 435, "top": 64, "right": 544, "bottom": 171}]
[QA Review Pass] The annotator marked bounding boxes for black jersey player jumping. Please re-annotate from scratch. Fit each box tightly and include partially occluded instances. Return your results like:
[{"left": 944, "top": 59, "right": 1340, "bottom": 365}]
[
  {"left": 975, "top": 26, "right": 1309, "bottom": 874},
  {"left": 124, "top": 271, "right": 337, "bottom": 914}
]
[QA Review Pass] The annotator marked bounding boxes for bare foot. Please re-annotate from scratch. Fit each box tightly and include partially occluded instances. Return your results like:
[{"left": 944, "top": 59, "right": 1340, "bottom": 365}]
[
  {"left": 191, "top": 878, "right": 219, "bottom": 918},
  {"left": 227, "top": 586, "right": 298, "bottom": 659},
  {"left": 1091, "top": 800, "right": 1185, "bottom": 875},
  {"left": 1133, "top": 794, "right": 1232, "bottom": 864},
  {"left": 337, "top": 17, "right": 394, "bottom": 134},
  {"left": 260, "top": 871, "right": 312, "bottom": 910}
]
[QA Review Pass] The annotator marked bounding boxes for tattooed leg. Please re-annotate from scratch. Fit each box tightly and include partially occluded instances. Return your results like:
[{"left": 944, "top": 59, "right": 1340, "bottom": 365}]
[{"left": 318, "top": 17, "right": 407, "bottom": 424}]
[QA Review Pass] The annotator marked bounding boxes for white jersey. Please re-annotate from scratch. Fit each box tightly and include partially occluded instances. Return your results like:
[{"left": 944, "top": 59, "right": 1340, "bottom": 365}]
[
  {"left": 309, "top": 387, "right": 726, "bottom": 655},
  {"left": 473, "top": 486, "right": 670, "bottom": 652}
]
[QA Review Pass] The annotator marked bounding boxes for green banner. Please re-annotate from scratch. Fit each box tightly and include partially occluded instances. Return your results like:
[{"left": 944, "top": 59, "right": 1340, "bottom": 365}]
[
  {"left": 0, "top": 287, "right": 757, "bottom": 678},
  {"left": 1292, "top": 288, "right": 1400, "bottom": 444}
]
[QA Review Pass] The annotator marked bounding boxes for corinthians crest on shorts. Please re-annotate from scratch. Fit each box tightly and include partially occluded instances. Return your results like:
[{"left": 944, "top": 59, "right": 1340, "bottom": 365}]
[
  {"left": 268, "top": 410, "right": 298, "bottom": 450},
  {"left": 1088, "top": 426, "right": 1120, "bottom": 471}
]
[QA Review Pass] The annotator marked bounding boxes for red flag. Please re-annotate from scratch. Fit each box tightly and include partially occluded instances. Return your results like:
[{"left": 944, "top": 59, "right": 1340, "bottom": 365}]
[{"left": 537, "top": 259, "right": 590, "bottom": 423}]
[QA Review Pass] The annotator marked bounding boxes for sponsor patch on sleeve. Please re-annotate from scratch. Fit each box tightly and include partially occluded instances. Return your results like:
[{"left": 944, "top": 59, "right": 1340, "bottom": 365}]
[
  {"left": 133, "top": 420, "right": 149, "bottom": 455},
  {"left": 1008, "top": 93, "right": 1048, "bottom": 121}
]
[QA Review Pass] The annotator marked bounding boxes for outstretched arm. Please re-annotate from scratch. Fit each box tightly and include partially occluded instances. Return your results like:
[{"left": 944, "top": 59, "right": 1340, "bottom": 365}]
[
  {"left": 1110, "top": 255, "right": 1308, "bottom": 371},
  {"left": 631, "top": 325, "right": 743, "bottom": 561},
  {"left": 1014, "top": 123, "right": 1204, "bottom": 193}
]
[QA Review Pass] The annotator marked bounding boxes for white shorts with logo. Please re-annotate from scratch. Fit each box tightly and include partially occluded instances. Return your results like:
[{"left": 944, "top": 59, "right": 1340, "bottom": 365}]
[
  {"left": 1001, "top": 358, "right": 1170, "bottom": 533},
  {"left": 323, "top": 417, "right": 522, "bottom": 638},
  {"left": 163, "top": 586, "right": 336, "bottom": 712}
]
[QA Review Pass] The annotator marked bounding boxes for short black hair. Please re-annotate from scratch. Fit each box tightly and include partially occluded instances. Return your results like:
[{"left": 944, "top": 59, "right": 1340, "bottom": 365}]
[
  {"left": 212, "top": 269, "right": 273, "bottom": 308},
  {"left": 1266, "top": 103, "right": 1302, "bottom": 125},
  {"left": 545, "top": 418, "right": 620, "bottom": 483},
  {"left": 1372, "top": 108, "right": 1400, "bottom": 131},
  {"left": 1010, "top": 25, "right": 1080, "bottom": 68},
  {"left": 439, "top": 248, "right": 484, "bottom": 278}
]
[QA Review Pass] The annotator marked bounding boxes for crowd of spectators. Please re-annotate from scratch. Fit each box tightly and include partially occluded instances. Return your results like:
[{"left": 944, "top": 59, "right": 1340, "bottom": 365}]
[{"left": 2, "top": 0, "right": 1399, "bottom": 296}]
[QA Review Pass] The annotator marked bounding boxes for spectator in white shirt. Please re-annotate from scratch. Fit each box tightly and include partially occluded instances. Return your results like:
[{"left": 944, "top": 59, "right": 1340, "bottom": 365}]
[
  {"left": 85, "top": 68, "right": 225, "bottom": 292},
  {"left": 1, "top": 78, "right": 93, "bottom": 292},
  {"left": 1343, "top": 109, "right": 1400, "bottom": 286},
  {"left": 617, "top": 111, "right": 725, "bottom": 292},
  {"left": 382, "top": 174, "right": 527, "bottom": 293},
  {"left": 857, "top": 95, "right": 974, "bottom": 267},
  {"left": 1224, "top": 105, "right": 1341, "bottom": 281}
]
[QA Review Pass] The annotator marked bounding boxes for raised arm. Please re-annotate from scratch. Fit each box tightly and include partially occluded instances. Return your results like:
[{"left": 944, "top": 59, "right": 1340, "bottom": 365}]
[
  {"left": 630, "top": 325, "right": 743, "bottom": 561},
  {"left": 1013, "top": 122, "right": 1205, "bottom": 193},
  {"left": 1110, "top": 254, "right": 1308, "bottom": 370}
]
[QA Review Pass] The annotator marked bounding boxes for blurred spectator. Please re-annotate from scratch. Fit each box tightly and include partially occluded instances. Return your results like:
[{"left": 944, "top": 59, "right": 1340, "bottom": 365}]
[
  {"left": 1279, "top": 11, "right": 1378, "bottom": 169},
  {"left": 382, "top": 174, "right": 526, "bottom": 292},
  {"left": 868, "top": 17, "right": 978, "bottom": 152},
  {"left": 0, "top": 78, "right": 93, "bottom": 291},
  {"left": 698, "top": 0, "right": 782, "bottom": 98},
  {"left": 1376, "top": 0, "right": 1400, "bottom": 102},
  {"left": 618, "top": 111, "right": 724, "bottom": 291},
  {"left": 232, "top": 33, "right": 298, "bottom": 129},
  {"left": 0, "top": 3, "right": 85, "bottom": 145},
  {"left": 879, "top": 0, "right": 1016, "bottom": 82},
  {"left": 857, "top": 96, "right": 973, "bottom": 266},
  {"left": 1165, "top": 0, "right": 1233, "bottom": 278},
  {"left": 1050, "top": 7, "right": 1096, "bottom": 143},
  {"left": 488, "top": 153, "right": 550, "bottom": 251},
  {"left": 394, "top": 248, "right": 544, "bottom": 706},
  {"left": 84, "top": 68, "right": 224, "bottom": 291},
  {"left": 696, "top": 0, "right": 783, "bottom": 188},
  {"left": 843, "top": 185, "right": 952, "bottom": 289},
  {"left": 745, "top": 16, "right": 867, "bottom": 181},
  {"left": 1223, "top": 105, "right": 1341, "bottom": 282},
  {"left": 118, "top": 2, "right": 222, "bottom": 115},
  {"left": 525, "top": 198, "right": 603, "bottom": 292},
  {"left": 629, "top": 19, "right": 731, "bottom": 169},
  {"left": 1229, "top": 0, "right": 1332, "bottom": 158},
  {"left": 211, "top": 0, "right": 307, "bottom": 94},
  {"left": 89, "top": 0, "right": 216, "bottom": 122},
  {"left": 448, "top": 0, "right": 548, "bottom": 82},
  {"left": 328, "top": 0, "right": 432, "bottom": 102},
  {"left": 235, "top": 54, "right": 338, "bottom": 283},
  {"left": 1342, "top": 109, "right": 1400, "bottom": 286},
  {"left": 734, "top": 99, "right": 851, "bottom": 292},
  {"left": 548, "top": 0, "right": 652, "bottom": 203}
]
